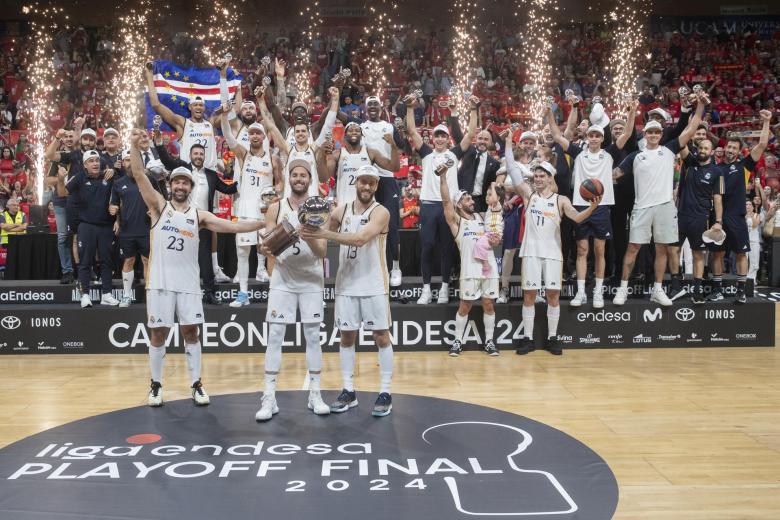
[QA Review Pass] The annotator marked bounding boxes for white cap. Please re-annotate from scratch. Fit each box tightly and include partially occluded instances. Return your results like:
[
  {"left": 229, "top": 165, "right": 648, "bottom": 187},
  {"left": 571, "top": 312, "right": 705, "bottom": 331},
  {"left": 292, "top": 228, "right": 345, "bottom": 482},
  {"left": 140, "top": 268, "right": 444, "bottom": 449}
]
[
  {"left": 454, "top": 190, "right": 469, "bottom": 205},
  {"left": 355, "top": 164, "right": 380, "bottom": 179},
  {"left": 589, "top": 102, "right": 610, "bottom": 128},
  {"left": 643, "top": 120, "right": 663, "bottom": 132},
  {"left": 365, "top": 95, "right": 381, "bottom": 104},
  {"left": 432, "top": 124, "right": 450, "bottom": 136},
  {"left": 103, "top": 127, "right": 119, "bottom": 137},
  {"left": 586, "top": 125, "right": 604, "bottom": 136},
  {"left": 647, "top": 108, "right": 671, "bottom": 123},
  {"left": 189, "top": 96, "right": 205, "bottom": 105},
  {"left": 80, "top": 128, "right": 97, "bottom": 139},
  {"left": 344, "top": 121, "right": 362, "bottom": 132},
  {"left": 248, "top": 122, "right": 266, "bottom": 134},
  {"left": 240, "top": 100, "right": 257, "bottom": 109},
  {"left": 534, "top": 160, "right": 556, "bottom": 176},
  {"left": 170, "top": 166, "right": 194, "bottom": 183},
  {"left": 519, "top": 131, "right": 537, "bottom": 142},
  {"left": 82, "top": 149, "right": 100, "bottom": 164}
]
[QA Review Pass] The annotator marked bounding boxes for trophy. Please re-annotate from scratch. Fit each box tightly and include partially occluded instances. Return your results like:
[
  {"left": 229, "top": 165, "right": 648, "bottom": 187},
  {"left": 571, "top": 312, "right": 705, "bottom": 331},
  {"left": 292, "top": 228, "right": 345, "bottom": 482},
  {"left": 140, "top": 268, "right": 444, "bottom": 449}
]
[
  {"left": 692, "top": 84, "right": 703, "bottom": 94},
  {"left": 152, "top": 114, "right": 162, "bottom": 131},
  {"left": 262, "top": 76, "right": 272, "bottom": 86},
  {"left": 261, "top": 218, "right": 299, "bottom": 256},
  {"left": 298, "top": 196, "right": 331, "bottom": 227},
  {"left": 261, "top": 56, "right": 271, "bottom": 67},
  {"left": 592, "top": 95, "right": 603, "bottom": 105},
  {"left": 433, "top": 155, "right": 455, "bottom": 175},
  {"left": 678, "top": 86, "right": 690, "bottom": 97},
  {"left": 565, "top": 88, "right": 574, "bottom": 98},
  {"left": 511, "top": 122, "right": 520, "bottom": 131},
  {"left": 260, "top": 186, "right": 278, "bottom": 214},
  {"left": 339, "top": 68, "right": 351, "bottom": 79}
]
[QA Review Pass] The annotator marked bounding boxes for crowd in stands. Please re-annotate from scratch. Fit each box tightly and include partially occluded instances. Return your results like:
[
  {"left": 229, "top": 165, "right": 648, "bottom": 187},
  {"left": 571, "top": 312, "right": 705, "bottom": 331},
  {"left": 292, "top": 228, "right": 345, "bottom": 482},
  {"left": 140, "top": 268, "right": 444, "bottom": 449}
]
[{"left": 1, "top": 19, "right": 780, "bottom": 286}]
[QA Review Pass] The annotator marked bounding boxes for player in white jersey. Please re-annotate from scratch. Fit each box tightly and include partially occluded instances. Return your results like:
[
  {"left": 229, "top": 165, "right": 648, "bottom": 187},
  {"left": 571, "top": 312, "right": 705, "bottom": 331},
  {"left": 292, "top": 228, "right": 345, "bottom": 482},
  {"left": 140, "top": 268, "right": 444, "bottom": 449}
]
[
  {"left": 438, "top": 166, "right": 502, "bottom": 357},
  {"left": 254, "top": 159, "right": 330, "bottom": 421},
  {"left": 316, "top": 122, "right": 399, "bottom": 206},
  {"left": 127, "top": 129, "right": 266, "bottom": 407},
  {"left": 260, "top": 86, "right": 339, "bottom": 199},
  {"left": 144, "top": 67, "right": 218, "bottom": 169},
  {"left": 546, "top": 101, "right": 636, "bottom": 309},
  {"left": 504, "top": 159, "right": 599, "bottom": 356},
  {"left": 300, "top": 165, "right": 394, "bottom": 417},
  {"left": 220, "top": 108, "right": 282, "bottom": 305}
]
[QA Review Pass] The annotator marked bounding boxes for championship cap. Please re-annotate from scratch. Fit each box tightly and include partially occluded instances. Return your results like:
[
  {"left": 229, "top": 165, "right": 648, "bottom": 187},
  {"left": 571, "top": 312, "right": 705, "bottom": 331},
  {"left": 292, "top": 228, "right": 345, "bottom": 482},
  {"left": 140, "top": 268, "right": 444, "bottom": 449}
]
[
  {"left": 103, "top": 127, "right": 119, "bottom": 137},
  {"left": 453, "top": 190, "right": 469, "bottom": 205},
  {"left": 189, "top": 96, "right": 205, "bottom": 105},
  {"left": 643, "top": 120, "right": 663, "bottom": 132},
  {"left": 365, "top": 95, "right": 381, "bottom": 105},
  {"left": 534, "top": 160, "right": 557, "bottom": 177},
  {"left": 702, "top": 227, "right": 726, "bottom": 245},
  {"left": 432, "top": 123, "right": 450, "bottom": 136},
  {"left": 291, "top": 101, "right": 308, "bottom": 112},
  {"left": 344, "top": 121, "right": 362, "bottom": 133},
  {"left": 519, "top": 131, "right": 537, "bottom": 142},
  {"left": 241, "top": 100, "right": 257, "bottom": 109},
  {"left": 80, "top": 128, "right": 97, "bottom": 139},
  {"left": 248, "top": 122, "right": 266, "bottom": 134},
  {"left": 647, "top": 107, "right": 671, "bottom": 122},
  {"left": 589, "top": 102, "right": 610, "bottom": 128},
  {"left": 288, "top": 159, "right": 312, "bottom": 176},
  {"left": 586, "top": 125, "right": 604, "bottom": 136},
  {"left": 170, "top": 166, "right": 194, "bottom": 183},
  {"left": 355, "top": 165, "right": 380, "bottom": 179},
  {"left": 82, "top": 149, "right": 100, "bottom": 164}
]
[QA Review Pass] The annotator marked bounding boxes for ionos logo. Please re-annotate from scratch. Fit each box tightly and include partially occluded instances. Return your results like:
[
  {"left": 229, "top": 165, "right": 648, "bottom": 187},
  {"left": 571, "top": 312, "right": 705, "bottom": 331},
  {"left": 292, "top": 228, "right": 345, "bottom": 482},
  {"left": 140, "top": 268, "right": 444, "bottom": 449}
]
[
  {"left": 0, "top": 393, "right": 618, "bottom": 519},
  {"left": 705, "top": 309, "right": 735, "bottom": 320},
  {"left": 576, "top": 311, "right": 631, "bottom": 322}
]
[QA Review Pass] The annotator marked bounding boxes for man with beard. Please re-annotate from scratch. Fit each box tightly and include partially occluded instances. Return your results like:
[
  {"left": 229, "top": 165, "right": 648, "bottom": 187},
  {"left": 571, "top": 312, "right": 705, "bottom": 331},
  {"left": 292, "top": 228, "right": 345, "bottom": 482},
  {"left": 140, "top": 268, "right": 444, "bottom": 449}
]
[
  {"left": 254, "top": 160, "right": 329, "bottom": 421},
  {"left": 438, "top": 170, "right": 502, "bottom": 357},
  {"left": 709, "top": 110, "right": 771, "bottom": 304},
  {"left": 109, "top": 150, "right": 153, "bottom": 307},
  {"left": 405, "top": 95, "right": 479, "bottom": 305},
  {"left": 455, "top": 127, "right": 502, "bottom": 213},
  {"left": 45, "top": 128, "right": 75, "bottom": 284},
  {"left": 220, "top": 108, "right": 281, "bottom": 307},
  {"left": 55, "top": 149, "right": 119, "bottom": 308},
  {"left": 260, "top": 86, "right": 339, "bottom": 201},
  {"left": 612, "top": 93, "right": 705, "bottom": 307},
  {"left": 300, "top": 165, "right": 394, "bottom": 417},
  {"left": 127, "top": 128, "right": 266, "bottom": 408},
  {"left": 316, "top": 121, "right": 399, "bottom": 206},
  {"left": 155, "top": 135, "right": 237, "bottom": 305},
  {"left": 145, "top": 67, "right": 218, "bottom": 169}
]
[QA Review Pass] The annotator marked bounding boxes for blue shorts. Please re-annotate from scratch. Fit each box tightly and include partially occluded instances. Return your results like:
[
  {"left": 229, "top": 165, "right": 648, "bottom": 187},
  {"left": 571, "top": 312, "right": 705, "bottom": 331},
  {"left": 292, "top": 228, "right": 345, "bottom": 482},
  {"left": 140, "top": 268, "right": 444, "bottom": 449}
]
[
  {"left": 119, "top": 235, "right": 150, "bottom": 259},
  {"left": 574, "top": 205, "right": 612, "bottom": 240}
]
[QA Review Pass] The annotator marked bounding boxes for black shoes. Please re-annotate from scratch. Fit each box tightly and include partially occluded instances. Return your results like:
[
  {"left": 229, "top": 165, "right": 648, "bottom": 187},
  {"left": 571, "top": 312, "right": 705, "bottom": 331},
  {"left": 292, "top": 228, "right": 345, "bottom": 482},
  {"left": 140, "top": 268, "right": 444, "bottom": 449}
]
[
  {"left": 203, "top": 290, "right": 222, "bottom": 305},
  {"left": 515, "top": 338, "right": 535, "bottom": 355},
  {"left": 545, "top": 336, "right": 563, "bottom": 356}
]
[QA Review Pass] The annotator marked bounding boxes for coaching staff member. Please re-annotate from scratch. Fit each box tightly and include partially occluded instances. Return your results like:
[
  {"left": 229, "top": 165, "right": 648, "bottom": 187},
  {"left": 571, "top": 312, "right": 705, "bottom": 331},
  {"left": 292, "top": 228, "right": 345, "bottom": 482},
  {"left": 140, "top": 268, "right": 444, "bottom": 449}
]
[{"left": 454, "top": 127, "right": 501, "bottom": 213}]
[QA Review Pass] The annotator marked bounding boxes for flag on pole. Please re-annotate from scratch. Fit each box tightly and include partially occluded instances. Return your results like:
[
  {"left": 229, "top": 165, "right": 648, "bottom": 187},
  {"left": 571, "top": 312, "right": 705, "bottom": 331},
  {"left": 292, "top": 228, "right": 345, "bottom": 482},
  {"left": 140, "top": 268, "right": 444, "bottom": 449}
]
[{"left": 144, "top": 60, "right": 243, "bottom": 131}]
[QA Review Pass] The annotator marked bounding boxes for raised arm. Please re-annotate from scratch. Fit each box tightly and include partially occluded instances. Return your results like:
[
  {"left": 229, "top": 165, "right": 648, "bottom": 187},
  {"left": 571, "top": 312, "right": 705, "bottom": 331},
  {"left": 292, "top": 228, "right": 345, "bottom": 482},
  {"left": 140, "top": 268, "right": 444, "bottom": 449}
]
[
  {"left": 144, "top": 66, "right": 186, "bottom": 135},
  {"left": 546, "top": 106, "right": 569, "bottom": 150},
  {"left": 199, "top": 210, "right": 266, "bottom": 233},
  {"left": 459, "top": 96, "right": 480, "bottom": 152},
  {"left": 616, "top": 99, "right": 639, "bottom": 150},
  {"left": 752, "top": 110, "right": 773, "bottom": 162},
  {"left": 316, "top": 141, "right": 338, "bottom": 183},
  {"left": 220, "top": 104, "right": 247, "bottom": 163},
  {"left": 678, "top": 95, "right": 706, "bottom": 149},
  {"left": 258, "top": 89, "right": 290, "bottom": 156},
  {"left": 404, "top": 96, "right": 424, "bottom": 151},
  {"left": 313, "top": 87, "right": 341, "bottom": 145},
  {"left": 44, "top": 129, "right": 66, "bottom": 163},
  {"left": 563, "top": 101, "right": 580, "bottom": 141},
  {"left": 501, "top": 131, "right": 532, "bottom": 201},
  {"left": 128, "top": 129, "right": 166, "bottom": 220},
  {"left": 439, "top": 165, "right": 460, "bottom": 235}
]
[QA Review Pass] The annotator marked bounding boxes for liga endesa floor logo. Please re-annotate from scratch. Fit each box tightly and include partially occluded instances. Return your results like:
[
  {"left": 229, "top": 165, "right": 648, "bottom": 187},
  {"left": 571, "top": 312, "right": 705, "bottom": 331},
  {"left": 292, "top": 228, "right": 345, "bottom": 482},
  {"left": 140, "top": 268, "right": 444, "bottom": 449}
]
[{"left": 0, "top": 393, "right": 618, "bottom": 519}]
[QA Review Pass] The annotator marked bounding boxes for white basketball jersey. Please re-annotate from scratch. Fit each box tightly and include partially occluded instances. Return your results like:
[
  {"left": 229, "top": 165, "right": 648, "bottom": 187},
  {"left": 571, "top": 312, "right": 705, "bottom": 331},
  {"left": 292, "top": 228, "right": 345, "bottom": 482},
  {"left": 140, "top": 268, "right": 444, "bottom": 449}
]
[
  {"left": 180, "top": 119, "right": 218, "bottom": 169},
  {"left": 147, "top": 203, "right": 201, "bottom": 294},
  {"left": 456, "top": 214, "right": 499, "bottom": 279},
  {"left": 336, "top": 145, "right": 371, "bottom": 204},
  {"left": 236, "top": 124, "right": 270, "bottom": 167},
  {"left": 335, "top": 201, "right": 388, "bottom": 296},
  {"left": 519, "top": 192, "right": 562, "bottom": 260},
  {"left": 283, "top": 145, "right": 320, "bottom": 198},
  {"left": 361, "top": 120, "right": 395, "bottom": 177},
  {"left": 285, "top": 125, "right": 313, "bottom": 151},
  {"left": 270, "top": 199, "right": 324, "bottom": 293},
  {"left": 572, "top": 148, "right": 615, "bottom": 206},
  {"left": 235, "top": 151, "right": 273, "bottom": 219}
]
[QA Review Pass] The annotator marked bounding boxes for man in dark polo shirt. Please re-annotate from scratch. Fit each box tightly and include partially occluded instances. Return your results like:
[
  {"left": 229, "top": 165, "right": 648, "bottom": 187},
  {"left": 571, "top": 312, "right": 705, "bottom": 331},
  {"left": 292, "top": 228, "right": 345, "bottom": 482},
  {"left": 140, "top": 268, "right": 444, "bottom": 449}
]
[
  {"left": 56, "top": 149, "right": 119, "bottom": 308},
  {"left": 110, "top": 150, "right": 151, "bottom": 307}
]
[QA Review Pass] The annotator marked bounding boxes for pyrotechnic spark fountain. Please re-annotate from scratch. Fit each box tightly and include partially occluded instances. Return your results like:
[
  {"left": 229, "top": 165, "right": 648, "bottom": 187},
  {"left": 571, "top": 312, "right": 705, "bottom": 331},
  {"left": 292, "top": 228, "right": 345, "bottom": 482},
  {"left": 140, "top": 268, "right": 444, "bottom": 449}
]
[
  {"left": 22, "top": 3, "right": 67, "bottom": 204},
  {"left": 192, "top": 0, "right": 245, "bottom": 64},
  {"left": 110, "top": 1, "right": 150, "bottom": 147},
  {"left": 292, "top": 1, "right": 322, "bottom": 104},
  {"left": 358, "top": 0, "right": 398, "bottom": 99},
  {"left": 450, "top": 0, "right": 479, "bottom": 126},
  {"left": 605, "top": 0, "right": 650, "bottom": 107},
  {"left": 516, "top": 0, "right": 557, "bottom": 126}
]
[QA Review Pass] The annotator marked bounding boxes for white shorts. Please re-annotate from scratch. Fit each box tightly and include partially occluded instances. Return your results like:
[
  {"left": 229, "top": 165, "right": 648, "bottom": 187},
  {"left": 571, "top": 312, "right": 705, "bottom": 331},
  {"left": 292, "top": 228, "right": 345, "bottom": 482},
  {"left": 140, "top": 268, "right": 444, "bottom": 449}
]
[
  {"left": 629, "top": 201, "right": 678, "bottom": 244},
  {"left": 236, "top": 216, "right": 264, "bottom": 246},
  {"left": 146, "top": 289, "right": 204, "bottom": 328},
  {"left": 335, "top": 294, "right": 391, "bottom": 331},
  {"left": 521, "top": 257, "right": 562, "bottom": 291},
  {"left": 460, "top": 278, "right": 499, "bottom": 301},
  {"left": 266, "top": 288, "right": 324, "bottom": 324}
]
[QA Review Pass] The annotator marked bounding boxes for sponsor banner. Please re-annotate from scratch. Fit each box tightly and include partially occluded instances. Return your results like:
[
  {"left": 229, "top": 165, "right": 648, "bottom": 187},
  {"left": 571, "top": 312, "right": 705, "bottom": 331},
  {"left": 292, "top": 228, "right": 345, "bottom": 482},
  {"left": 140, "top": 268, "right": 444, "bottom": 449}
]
[
  {"left": 0, "top": 300, "right": 773, "bottom": 354},
  {"left": 651, "top": 15, "right": 780, "bottom": 39}
]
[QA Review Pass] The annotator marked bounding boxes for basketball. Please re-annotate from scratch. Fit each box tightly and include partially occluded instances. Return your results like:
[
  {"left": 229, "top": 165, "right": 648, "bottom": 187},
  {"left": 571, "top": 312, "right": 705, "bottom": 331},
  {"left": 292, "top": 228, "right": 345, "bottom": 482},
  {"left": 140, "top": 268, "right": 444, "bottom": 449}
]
[{"left": 579, "top": 178, "right": 604, "bottom": 201}]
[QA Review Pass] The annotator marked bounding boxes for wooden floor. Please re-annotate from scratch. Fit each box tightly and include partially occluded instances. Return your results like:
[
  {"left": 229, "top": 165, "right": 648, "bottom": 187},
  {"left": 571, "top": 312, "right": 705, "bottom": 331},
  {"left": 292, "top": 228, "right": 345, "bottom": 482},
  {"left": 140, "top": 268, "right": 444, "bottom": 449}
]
[{"left": 1, "top": 308, "right": 779, "bottom": 519}]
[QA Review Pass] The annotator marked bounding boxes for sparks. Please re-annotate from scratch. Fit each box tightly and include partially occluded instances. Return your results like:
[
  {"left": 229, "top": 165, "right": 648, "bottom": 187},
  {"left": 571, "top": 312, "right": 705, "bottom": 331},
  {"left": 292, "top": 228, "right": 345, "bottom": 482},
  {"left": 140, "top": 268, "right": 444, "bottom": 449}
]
[
  {"left": 357, "top": 0, "right": 398, "bottom": 98},
  {"left": 292, "top": 1, "right": 322, "bottom": 104},
  {"left": 450, "top": 0, "right": 480, "bottom": 126},
  {"left": 605, "top": 0, "right": 650, "bottom": 108},
  {"left": 518, "top": 0, "right": 555, "bottom": 126}
]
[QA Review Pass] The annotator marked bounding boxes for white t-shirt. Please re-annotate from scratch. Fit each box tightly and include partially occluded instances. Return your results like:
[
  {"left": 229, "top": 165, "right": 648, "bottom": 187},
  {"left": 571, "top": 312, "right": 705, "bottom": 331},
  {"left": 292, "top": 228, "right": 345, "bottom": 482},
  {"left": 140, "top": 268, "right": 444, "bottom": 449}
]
[
  {"left": 618, "top": 140, "right": 682, "bottom": 210},
  {"left": 418, "top": 144, "right": 459, "bottom": 202},
  {"left": 568, "top": 143, "right": 617, "bottom": 206},
  {"left": 361, "top": 120, "right": 395, "bottom": 178},
  {"left": 191, "top": 167, "right": 210, "bottom": 211}
]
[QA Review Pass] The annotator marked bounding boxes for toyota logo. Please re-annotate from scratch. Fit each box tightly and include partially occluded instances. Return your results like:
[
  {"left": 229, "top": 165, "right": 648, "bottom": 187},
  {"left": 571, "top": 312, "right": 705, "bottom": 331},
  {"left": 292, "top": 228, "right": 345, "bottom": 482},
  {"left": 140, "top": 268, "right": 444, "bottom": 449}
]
[
  {"left": 675, "top": 307, "right": 695, "bottom": 322},
  {"left": 1, "top": 316, "right": 21, "bottom": 330}
]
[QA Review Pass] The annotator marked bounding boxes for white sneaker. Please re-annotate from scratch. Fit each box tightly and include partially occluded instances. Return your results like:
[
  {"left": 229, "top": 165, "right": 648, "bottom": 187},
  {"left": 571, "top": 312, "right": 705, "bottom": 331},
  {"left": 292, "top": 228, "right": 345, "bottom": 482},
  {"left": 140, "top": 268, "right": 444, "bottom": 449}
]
[
  {"left": 191, "top": 380, "right": 210, "bottom": 405},
  {"left": 213, "top": 267, "right": 231, "bottom": 283},
  {"left": 592, "top": 291, "right": 604, "bottom": 309},
  {"left": 308, "top": 391, "right": 331, "bottom": 415},
  {"left": 119, "top": 295, "right": 132, "bottom": 308},
  {"left": 437, "top": 285, "right": 450, "bottom": 304},
  {"left": 255, "top": 269, "right": 270, "bottom": 283},
  {"left": 389, "top": 268, "right": 402, "bottom": 287},
  {"left": 570, "top": 291, "right": 587, "bottom": 307},
  {"left": 101, "top": 293, "right": 120, "bottom": 306},
  {"left": 232, "top": 274, "right": 239, "bottom": 284},
  {"left": 496, "top": 287, "right": 508, "bottom": 304},
  {"left": 417, "top": 287, "right": 432, "bottom": 305},
  {"left": 613, "top": 286, "right": 628, "bottom": 306},
  {"left": 80, "top": 293, "right": 93, "bottom": 308},
  {"left": 650, "top": 288, "right": 673, "bottom": 307},
  {"left": 255, "top": 393, "right": 279, "bottom": 421},
  {"left": 148, "top": 381, "right": 163, "bottom": 407}
]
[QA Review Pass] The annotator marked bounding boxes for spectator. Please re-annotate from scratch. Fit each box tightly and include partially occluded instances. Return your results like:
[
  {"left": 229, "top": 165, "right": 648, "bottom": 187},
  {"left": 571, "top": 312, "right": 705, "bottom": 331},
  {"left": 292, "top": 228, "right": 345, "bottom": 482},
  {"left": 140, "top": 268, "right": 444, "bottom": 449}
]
[
  {"left": 400, "top": 185, "right": 420, "bottom": 229},
  {"left": 0, "top": 198, "right": 27, "bottom": 246},
  {"left": 0, "top": 146, "right": 15, "bottom": 181}
]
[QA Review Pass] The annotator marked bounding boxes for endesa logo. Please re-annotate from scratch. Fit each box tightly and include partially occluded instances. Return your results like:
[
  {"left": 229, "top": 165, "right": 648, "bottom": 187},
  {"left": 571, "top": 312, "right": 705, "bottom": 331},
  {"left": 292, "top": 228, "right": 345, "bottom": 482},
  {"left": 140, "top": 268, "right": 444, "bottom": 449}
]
[
  {"left": 576, "top": 311, "right": 631, "bottom": 322},
  {"left": 0, "top": 291, "right": 55, "bottom": 303}
]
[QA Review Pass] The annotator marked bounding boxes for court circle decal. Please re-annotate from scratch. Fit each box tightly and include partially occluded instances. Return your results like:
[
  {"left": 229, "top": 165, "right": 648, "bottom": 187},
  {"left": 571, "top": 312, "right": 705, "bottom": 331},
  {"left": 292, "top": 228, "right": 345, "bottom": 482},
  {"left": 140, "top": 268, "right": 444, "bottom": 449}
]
[{"left": 0, "top": 392, "right": 618, "bottom": 519}]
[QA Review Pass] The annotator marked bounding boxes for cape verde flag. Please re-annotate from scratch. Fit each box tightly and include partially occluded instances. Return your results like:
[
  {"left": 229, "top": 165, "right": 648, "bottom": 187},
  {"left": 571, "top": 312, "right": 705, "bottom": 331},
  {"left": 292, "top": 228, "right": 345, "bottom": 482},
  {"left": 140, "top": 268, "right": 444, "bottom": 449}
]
[{"left": 144, "top": 60, "right": 243, "bottom": 131}]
